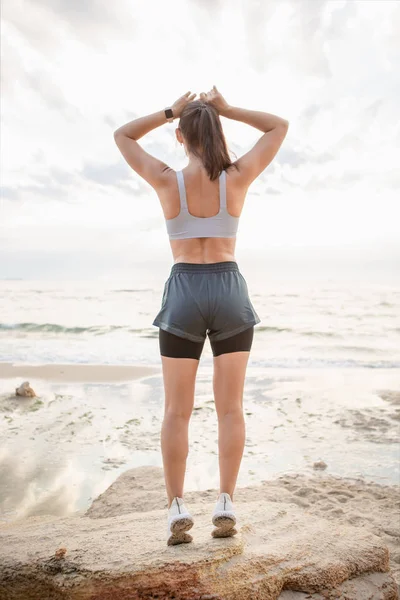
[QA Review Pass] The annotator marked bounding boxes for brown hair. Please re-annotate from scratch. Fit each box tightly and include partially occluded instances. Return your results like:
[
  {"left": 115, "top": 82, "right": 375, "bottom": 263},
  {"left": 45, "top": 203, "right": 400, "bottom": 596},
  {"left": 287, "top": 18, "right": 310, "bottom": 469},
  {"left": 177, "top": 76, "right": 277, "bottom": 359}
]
[{"left": 178, "top": 101, "right": 238, "bottom": 181}]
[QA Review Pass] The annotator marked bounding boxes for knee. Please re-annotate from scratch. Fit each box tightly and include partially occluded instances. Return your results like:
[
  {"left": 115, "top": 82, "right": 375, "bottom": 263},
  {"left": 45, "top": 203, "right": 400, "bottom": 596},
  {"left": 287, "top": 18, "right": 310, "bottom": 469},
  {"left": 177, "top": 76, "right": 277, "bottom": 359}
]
[
  {"left": 163, "top": 407, "right": 192, "bottom": 423},
  {"left": 216, "top": 405, "right": 244, "bottom": 421}
]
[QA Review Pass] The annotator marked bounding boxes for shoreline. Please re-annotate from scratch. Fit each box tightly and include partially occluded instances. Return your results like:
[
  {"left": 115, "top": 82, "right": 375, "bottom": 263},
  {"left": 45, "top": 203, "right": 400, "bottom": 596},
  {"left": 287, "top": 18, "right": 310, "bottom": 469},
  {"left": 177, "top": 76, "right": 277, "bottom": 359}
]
[
  {"left": 1, "top": 364, "right": 399, "bottom": 509},
  {"left": 0, "top": 362, "right": 160, "bottom": 383}
]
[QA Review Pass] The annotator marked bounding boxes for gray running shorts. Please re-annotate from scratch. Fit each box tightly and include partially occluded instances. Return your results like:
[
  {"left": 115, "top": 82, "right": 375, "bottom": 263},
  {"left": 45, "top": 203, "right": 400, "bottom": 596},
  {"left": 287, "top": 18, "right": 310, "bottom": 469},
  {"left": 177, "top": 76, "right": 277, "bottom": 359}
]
[{"left": 152, "top": 261, "right": 261, "bottom": 343}]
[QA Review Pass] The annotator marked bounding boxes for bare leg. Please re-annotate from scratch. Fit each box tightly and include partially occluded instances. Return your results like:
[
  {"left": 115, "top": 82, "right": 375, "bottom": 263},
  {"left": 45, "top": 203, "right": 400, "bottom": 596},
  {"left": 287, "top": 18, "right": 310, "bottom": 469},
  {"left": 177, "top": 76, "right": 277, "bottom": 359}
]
[
  {"left": 213, "top": 351, "right": 251, "bottom": 501},
  {"left": 217, "top": 407, "right": 246, "bottom": 499},
  {"left": 160, "top": 355, "right": 200, "bottom": 507},
  {"left": 161, "top": 412, "right": 190, "bottom": 507}
]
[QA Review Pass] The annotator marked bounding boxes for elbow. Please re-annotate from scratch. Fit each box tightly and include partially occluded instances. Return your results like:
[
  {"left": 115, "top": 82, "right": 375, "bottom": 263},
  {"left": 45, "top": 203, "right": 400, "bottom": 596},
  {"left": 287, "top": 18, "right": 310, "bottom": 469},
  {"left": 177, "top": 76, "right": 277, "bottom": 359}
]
[
  {"left": 114, "top": 130, "right": 136, "bottom": 142},
  {"left": 114, "top": 129, "right": 127, "bottom": 145},
  {"left": 278, "top": 119, "right": 289, "bottom": 139}
]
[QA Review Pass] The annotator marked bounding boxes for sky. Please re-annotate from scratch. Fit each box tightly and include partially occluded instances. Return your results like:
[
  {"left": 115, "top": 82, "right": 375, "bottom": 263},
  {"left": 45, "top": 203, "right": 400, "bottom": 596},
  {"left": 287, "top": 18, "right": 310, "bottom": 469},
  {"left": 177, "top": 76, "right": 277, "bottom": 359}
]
[{"left": 1, "top": 0, "right": 400, "bottom": 280}]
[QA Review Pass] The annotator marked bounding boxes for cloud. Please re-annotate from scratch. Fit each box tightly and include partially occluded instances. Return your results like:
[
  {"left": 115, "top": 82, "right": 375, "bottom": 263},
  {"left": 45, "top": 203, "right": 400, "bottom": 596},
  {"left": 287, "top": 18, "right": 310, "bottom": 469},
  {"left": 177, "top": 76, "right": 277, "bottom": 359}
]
[
  {"left": 304, "top": 171, "right": 361, "bottom": 192},
  {"left": 301, "top": 104, "right": 325, "bottom": 122},
  {"left": 243, "top": 0, "right": 333, "bottom": 78},
  {"left": 272, "top": 145, "right": 335, "bottom": 176},
  {"left": 188, "top": 0, "right": 222, "bottom": 9},
  {"left": 104, "top": 115, "right": 121, "bottom": 130},
  {"left": 264, "top": 187, "right": 281, "bottom": 196},
  {"left": 23, "top": 71, "right": 77, "bottom": 115},
  {"left": 1, "top": 187, "right": 19, "bottom": 201},
  {"left": 2, "top": 0, "right": 137, "bottom": 51},
  {"left": 81, "top": 162, "right": 132, "bottom": 187},
  {"left": 1, "top": 183, "right": 70, "bottom": 203},
  {"left": 48, "top": 167, "right": 76, "bottom": 186},
  {"left": 38, "top": 0, "right": 121, "bottom": 24},
  {"left": 276, "top": 147, "right": 308, "bottom": 169},
  {"left": 242, "top": 2, "right": 278, "bottom": 74},
  {"left": 325, "top": 0, "right": 358, "bottom": 40}
]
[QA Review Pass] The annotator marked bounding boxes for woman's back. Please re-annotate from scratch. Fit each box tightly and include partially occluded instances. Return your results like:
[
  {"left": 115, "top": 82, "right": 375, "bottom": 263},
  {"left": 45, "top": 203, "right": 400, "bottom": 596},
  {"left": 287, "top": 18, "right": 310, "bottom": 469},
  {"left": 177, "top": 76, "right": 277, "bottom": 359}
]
[
  {"left": 114, "top": 86, "right": 289, "bottom": 265},
  {"left": 157, "top": 164, "right": 249, "bottom": 264}
]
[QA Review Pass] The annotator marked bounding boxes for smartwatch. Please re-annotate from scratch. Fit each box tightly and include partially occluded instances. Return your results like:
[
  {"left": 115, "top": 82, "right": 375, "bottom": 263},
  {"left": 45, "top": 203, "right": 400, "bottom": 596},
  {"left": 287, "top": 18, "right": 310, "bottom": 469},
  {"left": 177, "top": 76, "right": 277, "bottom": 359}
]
[{"left": 164, "top": 108, "right": 174, "bottom": 123}]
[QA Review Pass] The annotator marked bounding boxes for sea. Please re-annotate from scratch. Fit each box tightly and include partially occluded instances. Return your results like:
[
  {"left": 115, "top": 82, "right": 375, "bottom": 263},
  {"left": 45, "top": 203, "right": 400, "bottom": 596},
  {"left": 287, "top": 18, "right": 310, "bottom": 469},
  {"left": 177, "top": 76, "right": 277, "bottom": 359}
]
[{"left": 1, "top": 266, "right": 399, "bottom": 370}]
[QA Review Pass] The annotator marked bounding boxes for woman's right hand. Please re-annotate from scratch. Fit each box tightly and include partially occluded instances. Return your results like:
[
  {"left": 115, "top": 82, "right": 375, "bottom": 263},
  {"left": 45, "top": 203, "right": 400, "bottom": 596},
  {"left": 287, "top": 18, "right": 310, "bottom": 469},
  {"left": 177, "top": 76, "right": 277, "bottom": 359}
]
[{"left": 199, "top": 85, "right": 231, "bottom": 116}]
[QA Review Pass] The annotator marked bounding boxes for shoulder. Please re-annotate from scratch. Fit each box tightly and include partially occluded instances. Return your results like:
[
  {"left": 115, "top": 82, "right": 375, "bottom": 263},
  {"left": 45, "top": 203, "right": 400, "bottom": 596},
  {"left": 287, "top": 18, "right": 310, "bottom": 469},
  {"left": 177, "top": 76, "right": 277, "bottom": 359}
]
[
  {"left": 224, "top": 163, "right": 248, "bottom": 190},
  {"left": 152, "top": 167, "right": 179, "bottom": 200},
  {"left": 148, "top": 166, "right": 177, "bottom": 194}
]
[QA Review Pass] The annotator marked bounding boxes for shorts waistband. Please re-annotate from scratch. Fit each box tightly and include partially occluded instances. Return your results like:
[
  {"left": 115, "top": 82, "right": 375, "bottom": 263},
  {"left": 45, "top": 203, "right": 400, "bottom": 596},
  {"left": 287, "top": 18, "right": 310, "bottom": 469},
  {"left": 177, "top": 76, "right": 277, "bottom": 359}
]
[{"left": 170, "top": 261, "right": 239, "bottom": 275}]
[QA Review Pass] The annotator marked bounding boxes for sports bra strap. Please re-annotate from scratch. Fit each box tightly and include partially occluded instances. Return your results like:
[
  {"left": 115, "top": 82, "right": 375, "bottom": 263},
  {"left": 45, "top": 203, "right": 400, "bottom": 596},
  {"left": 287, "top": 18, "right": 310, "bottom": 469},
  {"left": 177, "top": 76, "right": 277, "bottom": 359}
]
[
  {"left": 219, "top": 170, "right": 226, "bottom": 209},
  {"left": 176, "top": 169, "right": 226, "bottom": 212},
  {"left": 176, "top": 170, "right": 188, "bottom": 210}
]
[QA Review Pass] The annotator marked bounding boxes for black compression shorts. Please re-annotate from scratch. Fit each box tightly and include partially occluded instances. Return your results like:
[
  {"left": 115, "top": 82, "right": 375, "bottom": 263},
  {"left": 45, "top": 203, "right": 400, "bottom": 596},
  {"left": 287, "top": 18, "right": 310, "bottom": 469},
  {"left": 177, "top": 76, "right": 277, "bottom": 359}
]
[{"left": 159, "top": 326, "right": 254, "bottom": 360}]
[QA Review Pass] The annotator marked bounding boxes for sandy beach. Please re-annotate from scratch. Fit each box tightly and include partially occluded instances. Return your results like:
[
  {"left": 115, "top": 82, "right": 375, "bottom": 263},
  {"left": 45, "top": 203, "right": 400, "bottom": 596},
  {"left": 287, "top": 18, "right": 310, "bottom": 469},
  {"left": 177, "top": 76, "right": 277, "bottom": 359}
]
[
  {"left": 0, "top": 362, "right": 160, "bottom": 383},
  {"left": 1, "top": 361, "right": 399, "bottom": 593}
]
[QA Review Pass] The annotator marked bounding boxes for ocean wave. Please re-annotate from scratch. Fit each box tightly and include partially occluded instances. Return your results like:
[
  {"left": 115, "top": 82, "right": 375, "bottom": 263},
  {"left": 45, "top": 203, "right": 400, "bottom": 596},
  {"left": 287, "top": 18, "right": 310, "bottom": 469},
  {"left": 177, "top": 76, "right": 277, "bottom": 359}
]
[
  {"left": 112, "top": 289, "right": 153, "bottom": 293},
  {"left": 256, "top": 326, "right": 293, "bottom": 333},
  {"left": 307, "top": 345, "right": 386, "bottom": 355},
  {"left": 254, "top": 357, "right": 400, "bottom": 369},
  {"left": 0, "top": 323, "right": 126, "bottom": 335},
  {"left": 256, "top": 326, "right": 340, "bottom": 338},
  {"left": 1, "top": 322, "right": 344, "bottom": 339},
  {"left": 302, "top": 330, "right": 339, "bottom": 338}
]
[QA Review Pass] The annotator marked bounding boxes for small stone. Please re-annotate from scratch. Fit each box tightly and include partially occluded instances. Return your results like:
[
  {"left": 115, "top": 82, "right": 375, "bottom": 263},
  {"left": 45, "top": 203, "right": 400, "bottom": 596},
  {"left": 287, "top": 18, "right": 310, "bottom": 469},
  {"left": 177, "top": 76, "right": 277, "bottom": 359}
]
[
  {"left": 15, "top": 381, "right": 36, "bottom": 397},
  {"left": 313, "top": 460, "right": 328, "bottom": 470},
  {"left": 55, "top": 548, "right": 67, "bottom": 560}
]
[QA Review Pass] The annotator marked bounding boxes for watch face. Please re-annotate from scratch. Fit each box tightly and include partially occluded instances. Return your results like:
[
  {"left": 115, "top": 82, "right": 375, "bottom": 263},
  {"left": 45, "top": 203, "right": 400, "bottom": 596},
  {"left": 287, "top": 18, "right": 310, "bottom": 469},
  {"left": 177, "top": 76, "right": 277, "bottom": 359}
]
[{"left": 165, "top": 108, "right": 173, "bottom": 118}]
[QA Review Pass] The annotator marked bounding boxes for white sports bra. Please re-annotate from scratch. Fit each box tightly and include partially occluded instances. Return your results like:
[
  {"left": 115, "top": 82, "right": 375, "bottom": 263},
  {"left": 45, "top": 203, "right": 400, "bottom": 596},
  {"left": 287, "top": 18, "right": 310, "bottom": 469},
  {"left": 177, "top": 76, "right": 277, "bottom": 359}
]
[{"left": 165, "top": 169, "right": 240, "bottom": 240}]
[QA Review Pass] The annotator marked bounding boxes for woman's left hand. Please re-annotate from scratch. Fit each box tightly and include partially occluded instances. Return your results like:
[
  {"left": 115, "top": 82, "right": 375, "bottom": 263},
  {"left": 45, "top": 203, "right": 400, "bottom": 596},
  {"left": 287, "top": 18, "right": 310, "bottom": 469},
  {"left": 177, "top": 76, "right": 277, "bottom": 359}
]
[{"left": 171, "top": 91, "right": 197, "bottom": 118}]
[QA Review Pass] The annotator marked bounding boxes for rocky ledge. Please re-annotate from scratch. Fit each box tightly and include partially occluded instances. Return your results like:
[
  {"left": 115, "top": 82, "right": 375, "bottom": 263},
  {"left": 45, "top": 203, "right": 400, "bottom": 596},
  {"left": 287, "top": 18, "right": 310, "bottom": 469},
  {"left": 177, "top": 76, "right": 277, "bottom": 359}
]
[{"left": 0, "top": 466, "right": 398, "bottom": 600}]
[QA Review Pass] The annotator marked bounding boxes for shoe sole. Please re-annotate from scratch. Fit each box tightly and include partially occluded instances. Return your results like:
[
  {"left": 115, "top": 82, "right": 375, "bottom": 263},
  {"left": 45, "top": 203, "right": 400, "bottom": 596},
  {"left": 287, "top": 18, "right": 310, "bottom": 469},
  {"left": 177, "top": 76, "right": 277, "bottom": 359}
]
[
  {"left": 212, "top": 512, "right": 236, "bottom": 529},
  {"left": 168, "top": 531, "right": 193, "bottom": 546},
  {"left": 167, "top": 515, "right": 194, "bottom": 546},
  {"left": 212, "top": 526, "right": 238, "bottom": 538},
  {"left": 212, "top": 511, "right": 237, "bottom": 539},
  {"left": 171, "top": 516, "right": 194, "bottom": 533}
]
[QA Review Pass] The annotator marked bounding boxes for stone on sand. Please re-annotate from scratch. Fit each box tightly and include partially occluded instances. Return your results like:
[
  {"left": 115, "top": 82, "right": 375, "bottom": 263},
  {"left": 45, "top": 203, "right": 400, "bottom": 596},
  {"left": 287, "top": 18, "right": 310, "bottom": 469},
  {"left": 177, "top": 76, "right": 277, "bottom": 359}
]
[
  {"left": 15, "top": 381, "right": 36, "bottom": 397},
  {"left": 313, "top": 460, "right": 328, "bottom": 470}
]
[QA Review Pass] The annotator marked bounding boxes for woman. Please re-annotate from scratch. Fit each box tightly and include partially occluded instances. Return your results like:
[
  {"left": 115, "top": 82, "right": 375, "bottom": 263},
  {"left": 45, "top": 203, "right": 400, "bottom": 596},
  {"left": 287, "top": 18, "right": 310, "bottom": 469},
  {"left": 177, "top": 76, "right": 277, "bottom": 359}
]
[{"left": 114, "top": 86, "right": 289, "bottom": 545}]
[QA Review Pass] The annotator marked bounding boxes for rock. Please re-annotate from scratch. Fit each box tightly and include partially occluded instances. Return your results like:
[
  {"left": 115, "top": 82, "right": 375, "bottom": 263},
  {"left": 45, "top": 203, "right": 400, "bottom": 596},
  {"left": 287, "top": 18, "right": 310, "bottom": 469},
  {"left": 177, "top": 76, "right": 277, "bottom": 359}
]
[
  {"left": 77, "top": 468, "right": 400, "bottom": 590},
  {"left": 55, "top": 547, "right": 67, "bottom": 560},
  {"left": 0, "top": 468, "right": 397, "bottom": 600},
  {"left": 278, "top": 572, "right": 398, "bottom": 598},
  {"left": 378, "top": 390, "right": 400, "bottom": 406},
  {"left": 313, "top": 460, "right": 328, "bottom": 470},
  {"left": 15, "top": 381, "right": 36, "bottom": 398},
  {"left": 86, "top": 465, "right": 167, "bottom": 517}
]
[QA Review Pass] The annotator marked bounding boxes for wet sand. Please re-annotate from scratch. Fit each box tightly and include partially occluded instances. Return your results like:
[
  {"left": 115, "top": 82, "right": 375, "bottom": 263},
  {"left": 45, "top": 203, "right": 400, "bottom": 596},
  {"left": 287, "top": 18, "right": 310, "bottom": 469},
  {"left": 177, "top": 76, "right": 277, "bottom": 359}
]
[
  {"left": 0, "top": 364, "right": 399, "bottom": 534},
  {"left": 0, "top": 362, "right": 160, "bottom": 382}
]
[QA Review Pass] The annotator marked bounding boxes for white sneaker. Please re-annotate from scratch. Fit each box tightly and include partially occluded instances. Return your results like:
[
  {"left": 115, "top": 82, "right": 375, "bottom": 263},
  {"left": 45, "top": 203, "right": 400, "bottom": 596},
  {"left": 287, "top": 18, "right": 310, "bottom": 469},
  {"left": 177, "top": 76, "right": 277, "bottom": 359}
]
[
  {"left": 167, "top": 497, "right": 194, "bottom": 546},
  {"left": 212, "top": 492, "right": 237, "bottom": 537}
]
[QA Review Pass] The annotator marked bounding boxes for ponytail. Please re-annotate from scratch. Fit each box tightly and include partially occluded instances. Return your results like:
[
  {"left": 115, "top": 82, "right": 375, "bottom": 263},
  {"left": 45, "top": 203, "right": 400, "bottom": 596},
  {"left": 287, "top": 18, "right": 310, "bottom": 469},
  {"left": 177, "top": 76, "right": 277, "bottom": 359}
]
[{"left": 179, "top": 101, "right": 238, "bottom": 181}]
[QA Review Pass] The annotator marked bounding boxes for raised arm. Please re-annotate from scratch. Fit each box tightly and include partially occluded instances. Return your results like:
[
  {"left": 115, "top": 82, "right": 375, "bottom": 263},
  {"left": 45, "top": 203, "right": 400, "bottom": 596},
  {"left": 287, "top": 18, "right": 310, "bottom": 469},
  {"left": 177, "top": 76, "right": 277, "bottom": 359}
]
[
  {"left": 113, "top": 91, "right": 196, "bottom": 189},
  {"left": 200, "top": 86, "right": 288, "bottom": 188},
  {"left": 222, "top": 105, "right": 289, "bottom": 187}
]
